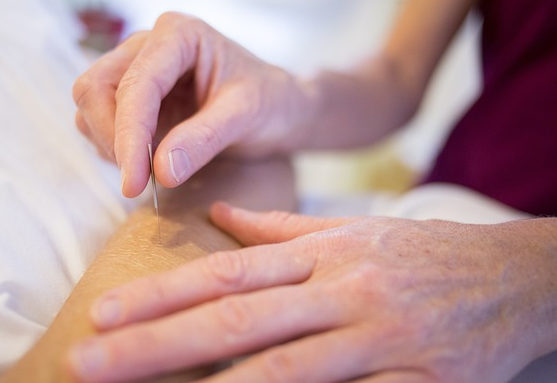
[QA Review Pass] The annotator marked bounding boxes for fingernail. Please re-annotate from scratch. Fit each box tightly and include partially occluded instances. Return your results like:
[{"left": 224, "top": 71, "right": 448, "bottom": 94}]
[
  {"left": 168, "top": 148, "right": 189, "bottom": 184},
  {"left": 69, "top": 340, "right": 107, "bottom": 377},
  {"left": 93, "top": 297, "right": 122, "bottom": 328}
]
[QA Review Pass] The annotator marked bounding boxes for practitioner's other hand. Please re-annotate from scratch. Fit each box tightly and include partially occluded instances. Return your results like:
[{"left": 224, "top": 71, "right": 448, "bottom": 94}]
[
  {"left": 73, "top": 12, "right": 312, "bottom": 197},
  {"left": 69, "top": 204, "right": 552, "bottom": 382}
]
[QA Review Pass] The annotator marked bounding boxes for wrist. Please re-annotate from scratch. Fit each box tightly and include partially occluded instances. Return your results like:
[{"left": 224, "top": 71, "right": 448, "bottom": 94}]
[
  {"left": 498, "top": 219, "right": 557, "bottom": 362},
  {"left": 271, "top": 72, "right": 321, "bottom": 154},
  {"left": 278, "top": 56, "right": 422, "bottom": 153},
  {"left": 524, "top": 220, "right": 557, "bottom": 358}
]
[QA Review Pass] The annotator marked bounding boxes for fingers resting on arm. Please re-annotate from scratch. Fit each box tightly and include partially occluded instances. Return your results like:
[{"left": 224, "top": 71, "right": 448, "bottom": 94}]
[{"left": 86, "top": 202, "right": 355, "bottom": 331}]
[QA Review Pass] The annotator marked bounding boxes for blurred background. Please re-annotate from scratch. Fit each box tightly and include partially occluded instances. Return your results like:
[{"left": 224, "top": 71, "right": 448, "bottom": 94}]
[{"left": 70, "top": 0, "right": 481, "bottom": 197}]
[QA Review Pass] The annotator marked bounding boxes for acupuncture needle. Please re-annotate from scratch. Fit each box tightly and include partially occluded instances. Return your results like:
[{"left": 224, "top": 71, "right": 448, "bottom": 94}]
[{"left": 148, "top": 143, "right": 161, "bottom": 242}]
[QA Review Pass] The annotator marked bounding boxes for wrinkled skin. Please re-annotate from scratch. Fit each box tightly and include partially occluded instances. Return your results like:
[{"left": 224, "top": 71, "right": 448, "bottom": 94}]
[
  {"left": 67, "top": 203, "right": 551, "bottom": 383},
  {"left": 73, "top": 12, "right": 311, "bottom": 197}
]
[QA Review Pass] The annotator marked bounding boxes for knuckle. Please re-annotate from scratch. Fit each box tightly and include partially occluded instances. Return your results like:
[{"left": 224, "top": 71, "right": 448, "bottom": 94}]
[
  {"left": 145, "top": 277, "right": 169, "bottom": 303},
  {"left": 115, "top": 71, "right": 140, "bottom": 101},
  {"left": 186, "top": 15, "right": 208, "bottom": 31},
  {"left": 156, "top": 12, "right": 207, "bottom": 31},
  {"left": 290, "top": 236, "right": 325, "bottom": 267},
  {"left": 155, "top": 11, "right": 182, "bottom": 26},
  {"left": 370, "top": 224, "right": 403, "bottom": 256},
  {"left": 306, "top": 226, "right": 352, "bottom": 250},
  {"left": 75, "top": 113, "right": 88, "bottom": 133},
  {"left": 205, "top": 251, "right": 247, "bottom": 290},
  {"left": 106, "top": 327, "right": 157, "bottom": 366},
  {"left": 197, "top": 123, "right": 217, "bottom": 144},
  {"left": 335, "top": 261, "right": 383, "bottom": 306},
  {"left": 215, "top": 296, "right": 253, "bottom": 340},
  {"left": 265, "top": 210, "right": 294, "bottom": 226},
  {"left": 74, "top": 72, "right": 115, "bottom": 107},
  {"left": 260, "top": 349, "right": 299, "bottom": 383},
  {"left": 368, "top": 217, "right": 410, "bottom": 247},
  {"left": 359, "top": 259, "right": 382, "bottom": 280},
  {"left": 353, "top": 261, "right": 380, "bottom": 286},
  {"left": 296, "top": 229, "right": 348, "bottom": 263},
  {"left": 72, "top": 73, "right": 93, "bottom": 106},
  {"left": 194, "top": 124, "right": 224, "bottom": 155},
  {"left": 117, "top": 64, "right": 167, "bottom": 106},
  {"left": 121, "top": 30, "right": 148, "bottom": 45}
]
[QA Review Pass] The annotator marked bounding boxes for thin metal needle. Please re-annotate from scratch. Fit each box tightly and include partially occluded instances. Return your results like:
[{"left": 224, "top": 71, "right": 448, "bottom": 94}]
[{"left": 148, "top": 143, "right": 161, "bottom": 243}]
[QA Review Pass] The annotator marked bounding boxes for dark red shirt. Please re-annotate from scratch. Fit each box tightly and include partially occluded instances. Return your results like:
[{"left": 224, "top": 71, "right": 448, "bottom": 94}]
[{"left": 424, "top": 0, "right": 557, "bottom": 216}]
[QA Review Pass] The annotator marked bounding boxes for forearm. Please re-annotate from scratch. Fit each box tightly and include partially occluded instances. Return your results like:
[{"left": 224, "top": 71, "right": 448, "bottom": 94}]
[
  {"left": 0, "top": 158, "right": 296, "bottom": 383},
  {"left": 292, "top": 0, "right": 475, "bottom": 151},
  {"left": 295, "top": 60, "right": 417, "bottom": 151}
]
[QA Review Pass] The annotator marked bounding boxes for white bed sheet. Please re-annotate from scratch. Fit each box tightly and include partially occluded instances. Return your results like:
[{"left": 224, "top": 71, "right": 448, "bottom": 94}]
[
  {"left": 0, "top": 0, "right": 136, "bottom": 370},
  {"left": 0, "top": 0, "right": 554, "bottom": 380}
]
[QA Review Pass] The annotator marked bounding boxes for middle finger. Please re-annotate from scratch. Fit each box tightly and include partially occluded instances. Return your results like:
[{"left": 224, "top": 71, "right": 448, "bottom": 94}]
[
  {"left": 73, "top": 31, "right": 148, "bottom": 161},
  {"left": 69, "top": 284, "right": 342, "bottom": 383}
]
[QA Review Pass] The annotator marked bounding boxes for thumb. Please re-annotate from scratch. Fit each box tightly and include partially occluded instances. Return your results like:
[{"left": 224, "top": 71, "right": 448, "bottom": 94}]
[
  {"left": 154, "top": 91, "right": 251, "bottom": 188},
  {"left": 209, "top": 202, "right": 356, "bottom": 246}
]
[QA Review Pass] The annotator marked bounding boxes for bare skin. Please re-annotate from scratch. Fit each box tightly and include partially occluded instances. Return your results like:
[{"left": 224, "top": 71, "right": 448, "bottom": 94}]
[
  {"left": 0, "top": 158, "right": 296, "bottom": 383},
  {"left": 68, "top": 0, "right": 557, "bottom": 381},
  {"left": 72, "top": 1, "right": 476, "bottom": 197},
  {"left": 69, "top": 209, "right": 557, "bottom": 383}
]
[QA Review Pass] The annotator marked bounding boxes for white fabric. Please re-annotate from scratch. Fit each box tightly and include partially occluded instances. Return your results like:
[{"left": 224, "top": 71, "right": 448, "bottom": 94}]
[
  {"left": 299, "top": 183, "right": 531, "bottom": 223},
  {"left": 0, "top": 0, "right": 554, "bottom": 380},
  {"left": 0, "top": 0, "right": 137, "bottom": 371}
]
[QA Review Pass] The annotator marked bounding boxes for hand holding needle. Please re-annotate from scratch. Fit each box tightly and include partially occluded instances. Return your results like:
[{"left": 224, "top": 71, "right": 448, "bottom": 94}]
[{"left": 148, "top": 144, "right": 161, "bottom": 242}]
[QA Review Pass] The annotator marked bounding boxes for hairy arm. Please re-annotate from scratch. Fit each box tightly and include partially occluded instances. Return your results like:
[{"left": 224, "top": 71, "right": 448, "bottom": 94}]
[
  {"left": 0, "top": 158, "right": 296, "bottom": 383},
  {"left": 295, "top": 0, "right": 476, "bottom": 150}
]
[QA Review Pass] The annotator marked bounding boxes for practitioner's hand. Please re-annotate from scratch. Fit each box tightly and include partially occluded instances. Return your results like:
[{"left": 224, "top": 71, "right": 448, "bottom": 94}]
[
  {"left": 69, "top": 204, "right": 553, "bottom": 383},
  {"left": 73, "top": 12, "right": 312, "bottom": 197}
]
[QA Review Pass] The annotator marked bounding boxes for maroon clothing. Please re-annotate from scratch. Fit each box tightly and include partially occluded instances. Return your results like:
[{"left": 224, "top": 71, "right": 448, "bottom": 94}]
[{"left": 424, "top": 0, "right": 557, "bottom": 216}]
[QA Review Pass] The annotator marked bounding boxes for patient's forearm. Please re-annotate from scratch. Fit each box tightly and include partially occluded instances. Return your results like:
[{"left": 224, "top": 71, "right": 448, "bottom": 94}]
[{"left": 1, "top": 158, "right": 296, "bottom": 383}]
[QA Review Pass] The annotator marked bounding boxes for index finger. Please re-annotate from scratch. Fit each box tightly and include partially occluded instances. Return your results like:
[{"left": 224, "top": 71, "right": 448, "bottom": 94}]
[
  {"left": 114, "top": 13, "right": 204, "bottom": 197},
  {"left": 90, "top": 239, "right": 316, "bottom": 331}
]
